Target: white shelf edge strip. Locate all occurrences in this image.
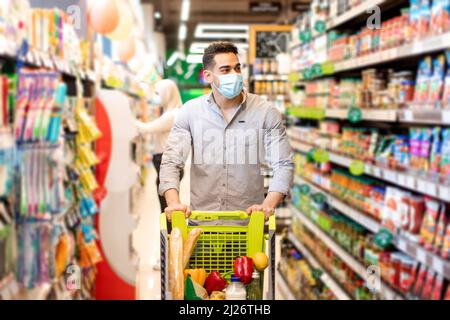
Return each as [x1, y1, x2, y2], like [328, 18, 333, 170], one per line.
[326, 0, 387, 30]
[293, 175, 450, 279]
[289, 204, 402, 300]
[289, 136, 450, 202]
[324, 108, 398, 122]
[333, 32, 450, 73]
[276, 270, 296, 300]
[287, 232, 352, 300]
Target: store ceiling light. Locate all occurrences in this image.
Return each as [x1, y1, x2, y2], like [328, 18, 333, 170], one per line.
[189, 42, 249, 54]
[178, 24, 187, 41]
[180, 0, 191, 22]
[186, 54, 203, 64]
[194, 24, 249, 39]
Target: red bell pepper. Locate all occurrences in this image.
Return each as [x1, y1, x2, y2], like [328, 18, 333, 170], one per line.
[234, 256, 253, 285]
[204, 271, 227, 294]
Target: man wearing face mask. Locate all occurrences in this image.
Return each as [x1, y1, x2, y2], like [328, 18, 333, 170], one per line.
[159, 41, 293, 220]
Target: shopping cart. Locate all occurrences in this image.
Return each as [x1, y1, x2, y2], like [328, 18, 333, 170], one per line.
[160, 211, 276, 300]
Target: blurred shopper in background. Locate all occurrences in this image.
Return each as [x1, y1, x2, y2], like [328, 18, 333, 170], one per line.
[136, 79, 184, 212]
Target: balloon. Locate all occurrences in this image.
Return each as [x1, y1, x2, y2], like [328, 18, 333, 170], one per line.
[107, 0, 133, 41]
[89, 0, 120, 35]
[117, 38, 136, 62]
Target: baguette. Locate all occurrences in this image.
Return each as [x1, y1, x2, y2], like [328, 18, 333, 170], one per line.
[169, 227, 184, 300]
[183, 228, 203, 269]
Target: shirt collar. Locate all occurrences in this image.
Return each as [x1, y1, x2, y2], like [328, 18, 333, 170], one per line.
[207, 91, 247, 109]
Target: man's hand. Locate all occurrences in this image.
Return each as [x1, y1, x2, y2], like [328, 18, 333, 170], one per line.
[163, 189, 191, 220]
[164, 203, 191, 221]
[246, 204, 275, 220]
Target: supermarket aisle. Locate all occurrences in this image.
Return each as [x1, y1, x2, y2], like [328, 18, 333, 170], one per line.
[133, 157, 191, 300]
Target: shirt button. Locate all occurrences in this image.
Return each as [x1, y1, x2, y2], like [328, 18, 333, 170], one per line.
[222, 183, 226, 187]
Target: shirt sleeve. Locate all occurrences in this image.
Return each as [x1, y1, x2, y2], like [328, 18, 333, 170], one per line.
[263, 106, 294, 196]
[158, 106, 192, 196]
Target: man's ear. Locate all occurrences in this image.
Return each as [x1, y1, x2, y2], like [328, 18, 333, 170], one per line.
[203, 69, 213, 84]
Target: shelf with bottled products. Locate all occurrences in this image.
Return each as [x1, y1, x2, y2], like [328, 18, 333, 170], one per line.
[285, 232, 352, 300]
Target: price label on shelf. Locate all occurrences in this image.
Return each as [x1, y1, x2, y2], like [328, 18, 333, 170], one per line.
[372, 166, 382, 177]
[442, 111, 450, 124]
[416, 248, 427, 264]
[426, 181, 438, 197]
[397, 239, 407, 251]
[406, 176, 416, 189]
[433, 258, 445, 275]
[384, 170, 396, 182]
[397, 174, 406, 186]
[417, 179, 428, 194]
[439, 186, 450, 200]
[403, 110, 413, 122]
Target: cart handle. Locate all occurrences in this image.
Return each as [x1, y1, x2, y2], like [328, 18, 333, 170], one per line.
[189, 211, 250, 221]
[160, 211, 276, 232]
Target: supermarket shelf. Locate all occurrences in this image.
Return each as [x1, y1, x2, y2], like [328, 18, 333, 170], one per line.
[293, 175, 450, 280]
[276, 270, 296, 300]
[0, 38, 95, 82]
[287, 232, 352, 300]
[325, 108, 397, 122]
[101, 82, 144, 100]
[332, 32, 450, 74]
[289, 204, 403, 300]
[290, 106, 450, 125]
[326, 0, 388, 30]
[294, 175, 381, 233]
[251, 74, 289, 81]
[260, 94, 289, 101]
[288, 135, 450, 202]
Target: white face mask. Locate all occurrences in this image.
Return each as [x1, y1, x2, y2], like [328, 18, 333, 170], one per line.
[211, 73, 244, 99]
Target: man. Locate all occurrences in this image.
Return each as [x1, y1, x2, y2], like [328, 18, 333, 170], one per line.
[159, 41, 293, 220]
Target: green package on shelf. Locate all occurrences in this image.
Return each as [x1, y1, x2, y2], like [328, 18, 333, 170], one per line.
[300, 29, 313, 43]
[311, 64, 323, 77]
[314, 20, 326, 34]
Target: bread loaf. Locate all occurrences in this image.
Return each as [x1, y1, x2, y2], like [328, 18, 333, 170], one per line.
[183, 228, 202, 268]
[169, 227, 184, 300]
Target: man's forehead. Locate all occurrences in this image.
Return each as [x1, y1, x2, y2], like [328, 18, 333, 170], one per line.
[214, 53, 240, 66]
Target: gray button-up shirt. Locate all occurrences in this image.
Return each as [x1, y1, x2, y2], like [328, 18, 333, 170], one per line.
[159, 92, 294, 211]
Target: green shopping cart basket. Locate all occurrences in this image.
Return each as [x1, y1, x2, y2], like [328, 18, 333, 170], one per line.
[160, 211, 276, 300]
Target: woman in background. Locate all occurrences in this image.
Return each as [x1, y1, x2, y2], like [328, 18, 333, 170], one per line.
[136, 79, 184, 213]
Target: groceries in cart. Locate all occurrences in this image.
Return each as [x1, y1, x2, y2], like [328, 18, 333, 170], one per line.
[167, 219, 270, 300]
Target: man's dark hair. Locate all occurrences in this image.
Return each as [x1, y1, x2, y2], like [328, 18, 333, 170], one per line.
[202, 41, 238, 70]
